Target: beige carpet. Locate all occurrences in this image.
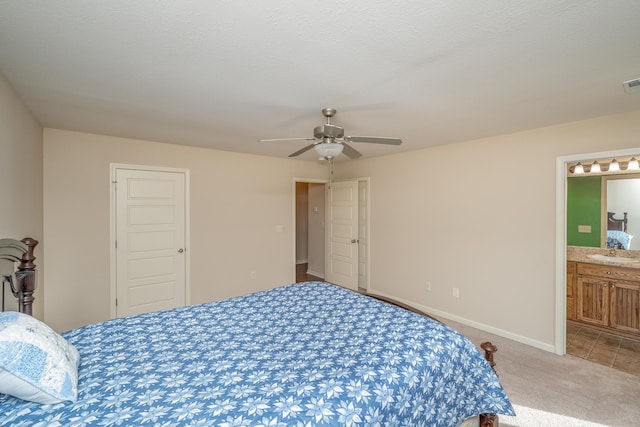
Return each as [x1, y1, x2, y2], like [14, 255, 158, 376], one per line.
[446, 320, 640, 427]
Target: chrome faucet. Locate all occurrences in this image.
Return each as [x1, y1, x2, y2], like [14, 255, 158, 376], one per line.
[608, 247, 617, 257]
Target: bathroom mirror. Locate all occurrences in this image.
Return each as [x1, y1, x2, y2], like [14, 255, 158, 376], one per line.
[603, 174, 640, 250]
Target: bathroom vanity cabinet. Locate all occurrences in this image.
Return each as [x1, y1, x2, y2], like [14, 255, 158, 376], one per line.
[569, 261, 640, 337]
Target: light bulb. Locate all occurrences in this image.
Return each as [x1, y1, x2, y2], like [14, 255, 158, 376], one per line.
[591, 161, 601, 173]
[609, 159, 620, 172]
[573, 163, 584, 174]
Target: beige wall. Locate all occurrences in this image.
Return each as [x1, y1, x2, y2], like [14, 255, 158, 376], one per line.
[43, 129, 326, 331]
[340, 110, 640, 350]
[0, 74, 43, 317]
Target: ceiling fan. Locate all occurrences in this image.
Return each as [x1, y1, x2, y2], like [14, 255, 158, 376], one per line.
[259, 107, 403, 160]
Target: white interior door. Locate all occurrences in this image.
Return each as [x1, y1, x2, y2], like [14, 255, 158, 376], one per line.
[325, 180, 359, 290]
[115, 168, 186, 317]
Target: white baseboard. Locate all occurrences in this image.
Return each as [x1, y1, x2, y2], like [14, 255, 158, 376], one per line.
[367, 288, 556, 353]
[296, 259, 308, 265]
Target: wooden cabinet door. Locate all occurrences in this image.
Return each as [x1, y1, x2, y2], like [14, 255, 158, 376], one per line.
[576, 275, 609, 326]
[610, 280, 640, 334]
[566, 262, 577, 320]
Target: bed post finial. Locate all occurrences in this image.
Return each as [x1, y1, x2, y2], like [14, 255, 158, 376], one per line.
[17, 237, 38, 316]
[480, 341, 497, 372]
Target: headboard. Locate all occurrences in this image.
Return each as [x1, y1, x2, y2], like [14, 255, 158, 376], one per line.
[0, 237, 38, 315]
[607, 211, 628, 233]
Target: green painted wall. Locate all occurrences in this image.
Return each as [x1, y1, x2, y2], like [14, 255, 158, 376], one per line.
[567, 176, 601, 247]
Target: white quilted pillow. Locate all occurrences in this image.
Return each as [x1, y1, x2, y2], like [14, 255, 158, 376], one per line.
[0, 311, 80, 404]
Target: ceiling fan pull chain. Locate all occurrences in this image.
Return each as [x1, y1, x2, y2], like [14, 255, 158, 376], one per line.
[328, 158, 334, 189]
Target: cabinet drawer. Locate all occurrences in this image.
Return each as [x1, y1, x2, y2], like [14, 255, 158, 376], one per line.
[577, 263, 640, 282]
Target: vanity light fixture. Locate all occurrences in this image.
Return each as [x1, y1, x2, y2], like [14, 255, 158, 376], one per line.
[609, 159, 620, 172]
[573, 162, 584, 174]
[569, 156, 640, 175]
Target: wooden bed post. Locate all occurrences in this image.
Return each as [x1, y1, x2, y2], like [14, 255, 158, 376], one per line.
[16, 237, 38, 316]
[479, 413, 499, 427]
[479, 342, 499, 427]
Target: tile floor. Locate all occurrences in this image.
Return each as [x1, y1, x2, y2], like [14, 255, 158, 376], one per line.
[567, 321, 640, 377]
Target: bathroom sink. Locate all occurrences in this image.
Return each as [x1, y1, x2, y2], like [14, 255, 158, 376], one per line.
[587, 254, 640, 264]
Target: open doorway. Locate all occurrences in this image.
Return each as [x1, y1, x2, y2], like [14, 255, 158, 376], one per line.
[293, 178, 370, 291]
[295, 180, 326, 282]
[557, 148, 640, 355]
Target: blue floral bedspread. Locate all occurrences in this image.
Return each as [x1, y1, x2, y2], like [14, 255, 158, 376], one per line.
[1, 282, 514, 426]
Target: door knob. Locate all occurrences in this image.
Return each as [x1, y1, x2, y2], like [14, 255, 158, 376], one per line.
[351, 239, 358, 243]
[178, 248, 184, 253]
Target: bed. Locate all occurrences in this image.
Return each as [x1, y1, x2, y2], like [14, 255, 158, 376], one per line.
[0, 238, 37, 315]
[607, 211, 632, 250]
[1, 237, 514, 426]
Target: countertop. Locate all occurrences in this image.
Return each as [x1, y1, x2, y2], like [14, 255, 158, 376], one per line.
[567, 245, 640, 269]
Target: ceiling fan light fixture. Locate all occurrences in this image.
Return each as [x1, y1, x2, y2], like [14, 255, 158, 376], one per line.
[262, 108, 401, 160]
[314, 142, 343, 158]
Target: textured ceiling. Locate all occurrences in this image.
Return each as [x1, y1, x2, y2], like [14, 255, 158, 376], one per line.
[1, 1, 640, 161]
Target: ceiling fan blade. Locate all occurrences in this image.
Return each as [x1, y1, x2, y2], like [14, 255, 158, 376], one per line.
[341, 143, 362, 159]
[288, 144, 316, 157]
[258, 137, 315, 142]
[346, 136, 403, 145]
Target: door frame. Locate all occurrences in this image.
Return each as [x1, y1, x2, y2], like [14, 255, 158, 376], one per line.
[556, 147, 640, 355]
[109, 163, 191, 319]
[292, 178, 328, 283]
[292, 176, 371, 291]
